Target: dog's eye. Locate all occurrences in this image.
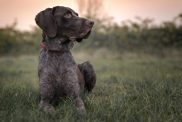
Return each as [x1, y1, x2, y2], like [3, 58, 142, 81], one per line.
[64, 13, 72, 18]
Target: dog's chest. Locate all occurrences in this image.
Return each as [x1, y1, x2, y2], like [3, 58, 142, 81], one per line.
[39, 50, 78, 81]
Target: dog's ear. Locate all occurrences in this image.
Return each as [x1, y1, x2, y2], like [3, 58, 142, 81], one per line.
[35, 8, 57, 38]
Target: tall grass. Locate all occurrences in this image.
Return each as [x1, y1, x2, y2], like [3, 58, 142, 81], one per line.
[0, 52, 182, 122]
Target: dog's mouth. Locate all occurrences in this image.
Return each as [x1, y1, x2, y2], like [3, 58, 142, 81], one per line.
[69, 28, 92, 42]
[79, 28, 91, 39]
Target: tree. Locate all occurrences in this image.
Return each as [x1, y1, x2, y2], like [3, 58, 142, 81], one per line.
[174, 13, 182, 26]
[77, 0, 103, 19]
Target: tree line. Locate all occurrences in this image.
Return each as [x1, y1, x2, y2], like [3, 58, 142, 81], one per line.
[0, 14, 182, 55]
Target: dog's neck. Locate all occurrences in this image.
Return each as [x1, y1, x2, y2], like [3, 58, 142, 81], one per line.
[41, 33, 74, 52]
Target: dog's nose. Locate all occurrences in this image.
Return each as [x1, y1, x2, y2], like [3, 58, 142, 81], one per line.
[86, 20, 94, 27]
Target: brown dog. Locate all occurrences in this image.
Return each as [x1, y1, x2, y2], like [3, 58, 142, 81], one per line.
[35, 6, 96, 115]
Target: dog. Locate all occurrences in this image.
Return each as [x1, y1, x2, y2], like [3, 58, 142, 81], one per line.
[35, 6, 96, 115]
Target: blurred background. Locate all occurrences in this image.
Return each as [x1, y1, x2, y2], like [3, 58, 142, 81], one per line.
[1, 0, 182, 121]
[0, 0, 182, 56]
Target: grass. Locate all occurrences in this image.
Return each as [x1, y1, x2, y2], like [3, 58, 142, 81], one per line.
[0, 52, 182, 122]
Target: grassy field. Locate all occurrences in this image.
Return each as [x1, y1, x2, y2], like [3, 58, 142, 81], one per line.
[0, 52, 182, 122]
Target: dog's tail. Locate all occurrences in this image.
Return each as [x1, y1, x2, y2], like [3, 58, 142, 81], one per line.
[78, 61, 96, 92]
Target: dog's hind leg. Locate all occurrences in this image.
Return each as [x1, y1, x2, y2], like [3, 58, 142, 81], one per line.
[78, 61, 96, 92]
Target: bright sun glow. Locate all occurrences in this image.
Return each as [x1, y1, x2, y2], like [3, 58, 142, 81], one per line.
[0, 0, 181, 30]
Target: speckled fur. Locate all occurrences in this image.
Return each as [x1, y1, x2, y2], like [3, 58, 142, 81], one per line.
[36, 6, 96, 115]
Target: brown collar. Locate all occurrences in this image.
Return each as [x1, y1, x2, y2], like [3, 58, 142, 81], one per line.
[40, 42, 47, 50]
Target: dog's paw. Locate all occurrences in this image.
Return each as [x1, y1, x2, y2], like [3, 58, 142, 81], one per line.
[39, 102, 56, 115]
[76, 106, 87, 116]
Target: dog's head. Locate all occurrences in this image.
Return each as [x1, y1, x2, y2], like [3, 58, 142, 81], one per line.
[35, 6, 94, 43]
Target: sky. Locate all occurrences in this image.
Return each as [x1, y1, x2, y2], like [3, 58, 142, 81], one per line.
[0, 0, 182, 30]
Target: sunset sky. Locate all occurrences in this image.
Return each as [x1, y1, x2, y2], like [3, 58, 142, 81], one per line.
[0, 0, 182, 30]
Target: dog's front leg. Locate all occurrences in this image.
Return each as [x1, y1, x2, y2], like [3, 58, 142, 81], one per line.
[39, 100, 55, 114]
[39, 81, 56, 114]
[73, 96, 86, 115]
[67, 82, 86, 115]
